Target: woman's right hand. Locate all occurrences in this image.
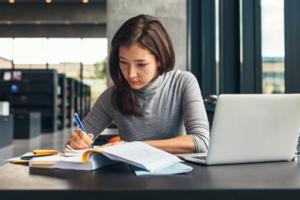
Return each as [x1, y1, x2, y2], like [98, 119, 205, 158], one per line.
[67, 128, 94, 150]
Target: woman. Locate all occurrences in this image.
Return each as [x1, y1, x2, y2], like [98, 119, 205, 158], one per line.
[67, 14, 209, 154]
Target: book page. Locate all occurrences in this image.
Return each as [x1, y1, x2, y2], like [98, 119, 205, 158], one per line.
[29, 155, 67, 167]
[102, 141, 181, 172]
[63, 148, 87, 157]
[132, 162, 193, 176]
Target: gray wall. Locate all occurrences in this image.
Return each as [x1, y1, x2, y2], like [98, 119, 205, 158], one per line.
[106, 0, 187, 72]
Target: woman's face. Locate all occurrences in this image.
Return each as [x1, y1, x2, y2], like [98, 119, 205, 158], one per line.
[119, 42, 160, 90]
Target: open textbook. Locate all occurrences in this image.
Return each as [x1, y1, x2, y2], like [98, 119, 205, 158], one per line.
[28, 142, 193, 175]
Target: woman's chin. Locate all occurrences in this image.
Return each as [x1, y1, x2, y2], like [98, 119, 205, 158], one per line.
[130, 84, 144, 90]
[131, 86, 143, 90]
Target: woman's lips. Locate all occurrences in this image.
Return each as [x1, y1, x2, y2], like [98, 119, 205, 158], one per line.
[130, 81, 140, 85]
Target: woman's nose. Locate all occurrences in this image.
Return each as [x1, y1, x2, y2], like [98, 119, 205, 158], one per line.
[128, 66, 138, 79]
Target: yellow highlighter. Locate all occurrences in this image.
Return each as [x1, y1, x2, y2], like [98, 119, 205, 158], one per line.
[10, 150, 59, 165]
[33, 149, 59, 156]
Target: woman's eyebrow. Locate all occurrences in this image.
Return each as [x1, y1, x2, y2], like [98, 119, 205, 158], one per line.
[119, 56, 127, 60]
[119, 57, 148, 62]
[134, 59, 148, 62]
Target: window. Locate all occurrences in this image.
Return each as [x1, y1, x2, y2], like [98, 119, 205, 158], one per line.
[215, 0, 220, 95]
[261, 0, 285, 94]
[0, 38, 13, 69]
[0, 37, 108, 105]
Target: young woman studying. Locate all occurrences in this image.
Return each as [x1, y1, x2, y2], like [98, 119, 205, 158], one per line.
[67, 14, 209, 154]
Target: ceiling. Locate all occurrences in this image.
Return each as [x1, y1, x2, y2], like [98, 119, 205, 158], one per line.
[0, 0, 107, 37]
[1, 0, 106, 3]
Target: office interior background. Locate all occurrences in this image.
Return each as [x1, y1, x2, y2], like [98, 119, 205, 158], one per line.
[0, 0, 300, 164]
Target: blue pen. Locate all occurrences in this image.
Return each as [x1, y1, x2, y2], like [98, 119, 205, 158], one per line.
[70, 113, 93, 150]
[74, 113, 87, 133]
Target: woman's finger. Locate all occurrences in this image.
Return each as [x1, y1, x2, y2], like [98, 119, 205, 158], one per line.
[70, 139, 84, 149]
[78, 132, 93, 147]
[71, 131, 90, 149]
[88, 133, 94, 140]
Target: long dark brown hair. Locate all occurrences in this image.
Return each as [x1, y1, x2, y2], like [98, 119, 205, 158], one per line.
[109, 14, 175, 116]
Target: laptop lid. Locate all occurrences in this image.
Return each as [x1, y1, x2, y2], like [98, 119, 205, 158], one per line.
[205, 94, 300, 165]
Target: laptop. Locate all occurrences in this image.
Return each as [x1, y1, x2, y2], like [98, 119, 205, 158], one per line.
[178, 94, 300, 165]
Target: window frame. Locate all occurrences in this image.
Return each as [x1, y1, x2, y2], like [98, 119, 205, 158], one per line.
[285, 0, 300, 93]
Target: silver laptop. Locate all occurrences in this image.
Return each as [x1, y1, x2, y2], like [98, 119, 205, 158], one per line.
[179, 94, 300, 165]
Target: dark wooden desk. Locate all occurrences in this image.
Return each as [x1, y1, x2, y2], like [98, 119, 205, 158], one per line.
[1, 161, 300, 200]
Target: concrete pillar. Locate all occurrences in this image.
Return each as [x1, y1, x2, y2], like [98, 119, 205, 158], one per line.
[106, 0, 187, 72]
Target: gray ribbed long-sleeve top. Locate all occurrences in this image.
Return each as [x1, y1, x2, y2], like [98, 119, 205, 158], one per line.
[83, 70, 210, 153]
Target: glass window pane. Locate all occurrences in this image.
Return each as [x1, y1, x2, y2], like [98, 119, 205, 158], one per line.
[215, 0, 220, 95]
[82, 38, 107, 64]
[48, 38, 82, 64]
[261, 0, 285, 94]
[82, 38, 108, 106]
[0, 38, 13, 59]
[0, 38, 13, 69]
[14, 38, 47, 65]
[0, 37, 108, 107]
[48, 63, 81, 79]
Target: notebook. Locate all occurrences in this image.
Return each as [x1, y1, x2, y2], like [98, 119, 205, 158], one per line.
[29, 153, 114, 170]
[29, 142, 191, 174]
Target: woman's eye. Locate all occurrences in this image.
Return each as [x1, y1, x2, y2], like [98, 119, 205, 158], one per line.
[138, 63, 147, 67]
[119, 61, 128, 65]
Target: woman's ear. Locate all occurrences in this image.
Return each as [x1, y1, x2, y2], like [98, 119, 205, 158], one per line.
[157, 61, 162, 74]
[157, 61, 161, 68]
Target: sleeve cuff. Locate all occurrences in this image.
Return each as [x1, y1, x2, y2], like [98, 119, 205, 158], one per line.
[190, 135, 209, 153]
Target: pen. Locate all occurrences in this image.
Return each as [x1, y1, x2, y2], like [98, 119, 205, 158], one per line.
[68, 113, 93, 150]
[73, 113, 87, 132]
